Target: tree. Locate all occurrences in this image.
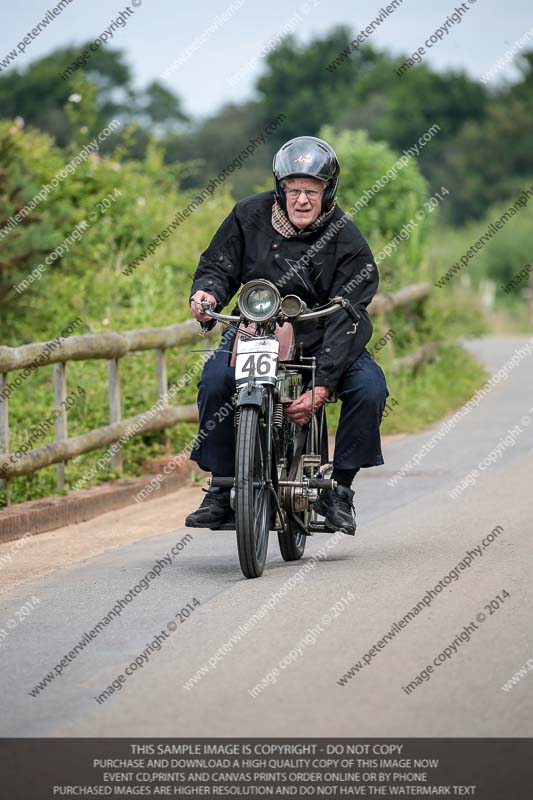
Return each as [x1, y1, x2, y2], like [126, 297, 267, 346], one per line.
[364, 64, 488, 155]
[255, 27, 386, 144]
[0, 46, 187, 147]
[431, 50, 533, 224]
[138, 81, 189, 134]
[163, 100, 269, 197]
[0, 45, 131, 144]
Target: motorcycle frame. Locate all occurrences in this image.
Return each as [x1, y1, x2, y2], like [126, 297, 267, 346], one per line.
[212, 320, 329, 534]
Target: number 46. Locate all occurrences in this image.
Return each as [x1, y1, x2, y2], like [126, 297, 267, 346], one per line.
[241, 353, 272, 375]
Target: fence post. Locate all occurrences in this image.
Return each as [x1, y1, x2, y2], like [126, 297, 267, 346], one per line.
[529, 271, 533, 325]
[53, 363, 68, 491]
[156, 348, 169, 453]
[108, 358, 122, 473]
[0, 374, 10, 505]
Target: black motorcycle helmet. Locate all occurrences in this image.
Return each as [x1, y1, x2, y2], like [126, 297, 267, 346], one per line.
[273, 136, 340, 214]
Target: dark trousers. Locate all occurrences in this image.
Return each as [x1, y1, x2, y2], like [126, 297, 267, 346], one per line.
[190, 338, 389, 475]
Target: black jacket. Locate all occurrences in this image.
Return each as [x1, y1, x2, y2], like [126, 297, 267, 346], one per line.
[190, 190, 379, 393]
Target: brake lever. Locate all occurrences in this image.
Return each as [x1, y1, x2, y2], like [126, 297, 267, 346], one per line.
[340, 299, 361, 325]
[197, 300, 217, 335]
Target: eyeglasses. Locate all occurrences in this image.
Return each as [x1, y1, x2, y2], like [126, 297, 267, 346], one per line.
[284, 188, 323, 200]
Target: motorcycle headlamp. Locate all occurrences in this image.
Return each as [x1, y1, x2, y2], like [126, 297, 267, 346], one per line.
[281, 294, 307, 318]
[238, 280, 281, 322]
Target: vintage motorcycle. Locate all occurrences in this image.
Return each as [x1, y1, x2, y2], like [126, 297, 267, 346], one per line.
[198, 279, 360, 579]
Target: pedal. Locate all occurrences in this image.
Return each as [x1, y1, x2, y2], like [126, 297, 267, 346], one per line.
[308, 521, 329, 533]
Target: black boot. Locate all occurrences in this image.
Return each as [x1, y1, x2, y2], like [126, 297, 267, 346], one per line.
[185, 486, 233, 529]
[313, 485, 356, 535]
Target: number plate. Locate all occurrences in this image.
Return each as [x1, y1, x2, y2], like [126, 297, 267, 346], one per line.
[235, 338, 279, 386]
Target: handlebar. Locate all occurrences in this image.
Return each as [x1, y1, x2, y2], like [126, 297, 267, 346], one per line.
[198, 296, 360, 325]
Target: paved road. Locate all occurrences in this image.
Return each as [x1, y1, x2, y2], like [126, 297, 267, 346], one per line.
[1, 336, 532, 737]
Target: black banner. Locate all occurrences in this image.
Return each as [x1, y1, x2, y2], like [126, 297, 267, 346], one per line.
[1, 738, 531, 799]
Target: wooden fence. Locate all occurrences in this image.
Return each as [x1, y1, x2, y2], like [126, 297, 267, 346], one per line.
[0, 283, 434, 504]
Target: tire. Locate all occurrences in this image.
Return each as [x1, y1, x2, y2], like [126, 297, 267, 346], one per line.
[235, 404, 271, 578]
[278, 513, 307, 561]
[277, 421, 309, 563]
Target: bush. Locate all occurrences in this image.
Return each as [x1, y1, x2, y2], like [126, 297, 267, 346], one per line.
[430, 200, 533, 295]
[0, 120, 234, 506]
[319, 126, 431, 289]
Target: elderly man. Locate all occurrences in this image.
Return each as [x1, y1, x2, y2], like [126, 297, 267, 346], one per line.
[186, 135, 388, 534]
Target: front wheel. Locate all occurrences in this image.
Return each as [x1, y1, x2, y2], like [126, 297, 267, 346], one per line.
[235, 404, 271, 578]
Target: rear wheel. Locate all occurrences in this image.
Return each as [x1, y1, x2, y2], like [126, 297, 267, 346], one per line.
[278, 512, 307, 561]
[235, 405, 270, 578]
[277, 421, 309, 562]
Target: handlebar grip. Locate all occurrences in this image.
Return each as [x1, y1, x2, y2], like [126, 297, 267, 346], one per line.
[194, 298, 217, 331]
[343, 301, 361, 325]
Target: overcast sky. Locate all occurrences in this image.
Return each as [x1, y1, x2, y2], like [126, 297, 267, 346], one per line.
[2, 0, 532, 117]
